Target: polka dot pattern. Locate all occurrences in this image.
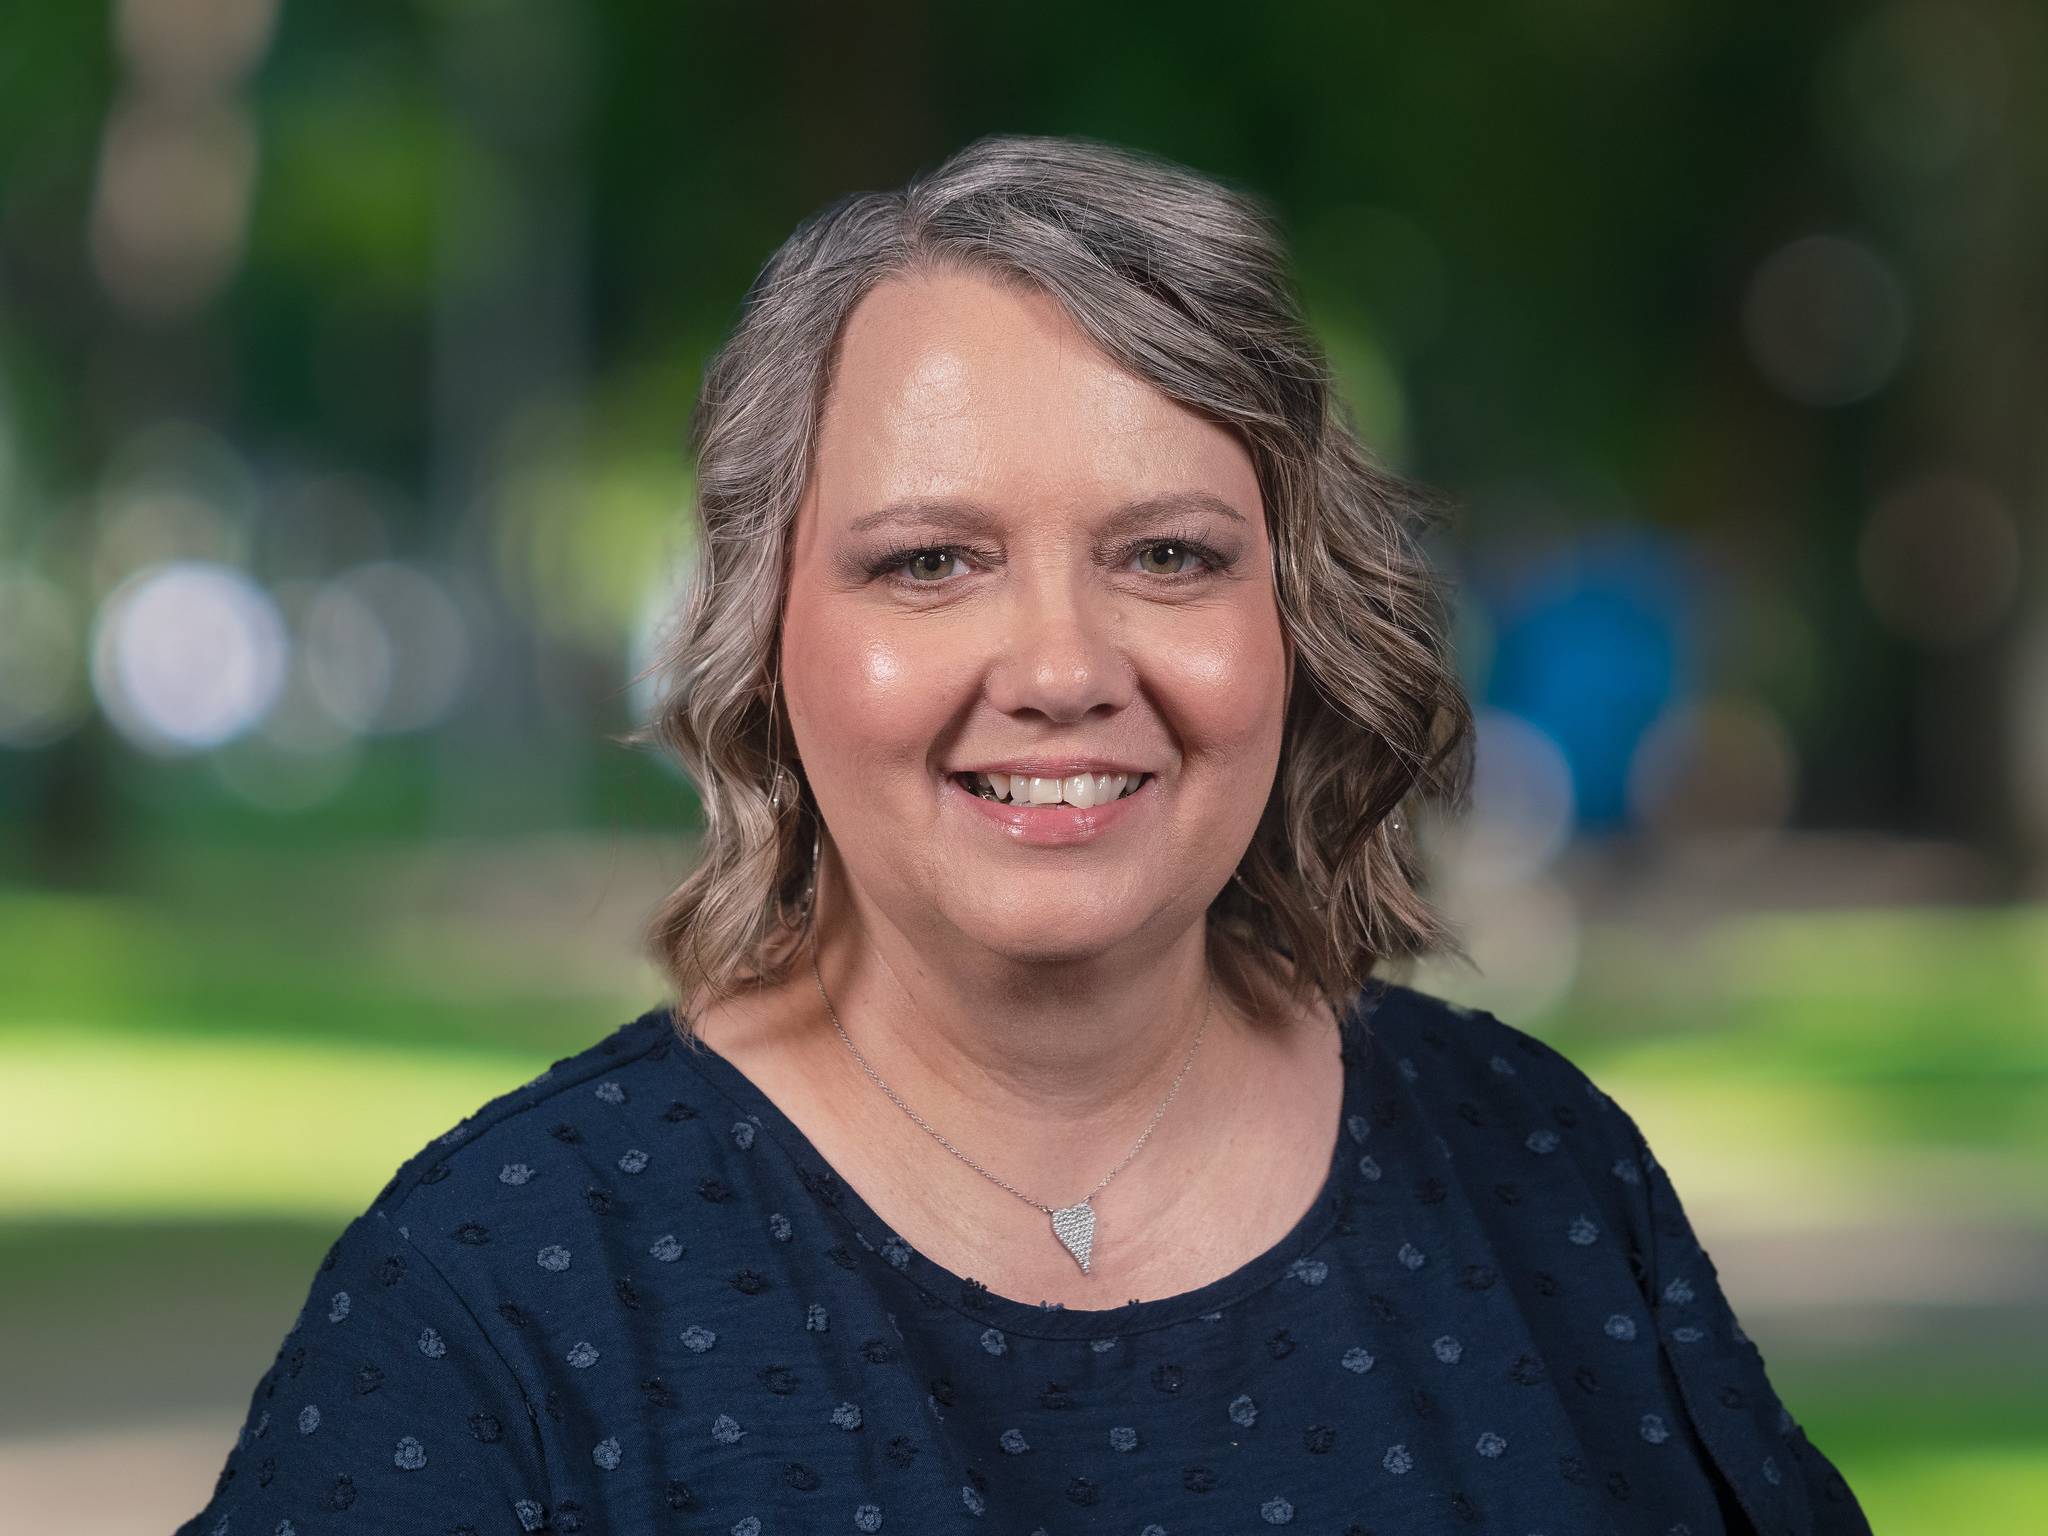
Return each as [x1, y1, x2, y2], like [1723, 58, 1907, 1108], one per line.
[177, 981, 1873, 1534]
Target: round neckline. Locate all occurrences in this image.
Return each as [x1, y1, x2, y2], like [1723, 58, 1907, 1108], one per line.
[660, 981, 1383, 1341]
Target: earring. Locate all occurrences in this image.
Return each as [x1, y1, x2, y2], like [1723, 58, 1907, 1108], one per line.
[802, 823, 822, 922]
[765, 666, 794, 811]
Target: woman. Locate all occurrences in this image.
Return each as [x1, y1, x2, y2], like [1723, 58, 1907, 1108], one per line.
[182, 134, 1871, 1535]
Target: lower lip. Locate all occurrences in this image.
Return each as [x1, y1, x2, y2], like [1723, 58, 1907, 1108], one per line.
[944, 774, 1152, 846]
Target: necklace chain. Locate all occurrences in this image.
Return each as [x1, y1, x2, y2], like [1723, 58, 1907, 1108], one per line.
[805, 924, 1212, 1217]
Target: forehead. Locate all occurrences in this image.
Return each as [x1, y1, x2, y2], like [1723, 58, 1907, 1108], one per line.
[808, 267, 1261, 524]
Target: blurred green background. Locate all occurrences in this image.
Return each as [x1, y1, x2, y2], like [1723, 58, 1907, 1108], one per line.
[2, 1, 2044, 1530]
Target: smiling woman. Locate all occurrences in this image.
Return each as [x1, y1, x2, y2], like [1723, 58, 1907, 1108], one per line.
[179, 134, 1872, 1536]
[646, 152, 1472, 1035]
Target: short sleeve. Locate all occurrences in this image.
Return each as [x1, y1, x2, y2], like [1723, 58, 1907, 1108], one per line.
[1617, 1104, 1876, 1536]
[175, 1205, 553, 1535]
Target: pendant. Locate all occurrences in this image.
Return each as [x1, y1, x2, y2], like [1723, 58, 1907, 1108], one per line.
[1050, 1199, 1096, 1273]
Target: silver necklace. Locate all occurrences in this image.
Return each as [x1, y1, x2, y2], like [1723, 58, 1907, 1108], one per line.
[805, 925, 1212, 1275]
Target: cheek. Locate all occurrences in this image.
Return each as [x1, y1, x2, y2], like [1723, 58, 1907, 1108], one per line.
[783, 609, 961, 778]
[1156, 609, 1289, 766]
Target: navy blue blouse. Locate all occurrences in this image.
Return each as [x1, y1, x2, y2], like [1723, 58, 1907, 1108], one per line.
[180, 979, 1872, 1535]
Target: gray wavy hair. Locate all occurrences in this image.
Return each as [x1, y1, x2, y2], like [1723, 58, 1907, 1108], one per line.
[626, 132, 1475, 1034]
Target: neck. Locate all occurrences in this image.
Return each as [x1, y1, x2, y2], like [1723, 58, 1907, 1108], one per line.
[802, 872, 1258, 1213]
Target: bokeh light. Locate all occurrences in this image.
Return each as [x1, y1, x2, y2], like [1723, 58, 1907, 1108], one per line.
[89, 560, 288, 753]
[253, 581, 358, 756]
[90, 93, 259, 321]
[1818, 0, 2009, 189]
[1742, 234, 1910, 406]
[89, 0, 278, 323]
[114, 0, 278, 92]
[299, 576, 393, 733]
[1442, 707, 1577, 888]
[1629, 693, 1799, 854]
[302, 561, 469, 735]
[1857, 475, 2020, 651]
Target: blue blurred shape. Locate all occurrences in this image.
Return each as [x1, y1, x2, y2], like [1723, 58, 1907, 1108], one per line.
[1482, 532, 1693, 830]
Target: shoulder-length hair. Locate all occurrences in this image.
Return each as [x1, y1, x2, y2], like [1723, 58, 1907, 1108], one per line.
[628, 132, 1475, 1035]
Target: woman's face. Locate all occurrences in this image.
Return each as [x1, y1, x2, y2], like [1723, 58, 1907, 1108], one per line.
[781, 266, 1289, 965]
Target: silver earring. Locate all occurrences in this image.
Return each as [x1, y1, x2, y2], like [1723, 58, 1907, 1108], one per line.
[803, 824, 821, 920]
[765, 666, 795, 811]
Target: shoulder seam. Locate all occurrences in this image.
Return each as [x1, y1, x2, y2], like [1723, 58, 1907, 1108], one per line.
[378, 1007, 677, 1223]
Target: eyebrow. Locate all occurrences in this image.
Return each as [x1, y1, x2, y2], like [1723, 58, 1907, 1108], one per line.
[845, 490, 1250, 538]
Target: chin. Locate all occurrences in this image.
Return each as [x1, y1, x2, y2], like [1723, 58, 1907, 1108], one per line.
[948, 907, 1135, 966]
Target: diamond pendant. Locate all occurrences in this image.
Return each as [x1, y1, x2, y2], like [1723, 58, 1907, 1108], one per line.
[1049, 1199, 1096, 1273]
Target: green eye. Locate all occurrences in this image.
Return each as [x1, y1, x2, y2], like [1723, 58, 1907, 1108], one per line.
[1137, 542, 1200, 575]
[905, 550, 957, 581]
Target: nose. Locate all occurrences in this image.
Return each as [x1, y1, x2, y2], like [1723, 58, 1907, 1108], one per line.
[983, 570, 1132, 724]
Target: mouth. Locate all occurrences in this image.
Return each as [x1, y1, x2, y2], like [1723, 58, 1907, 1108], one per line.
[950, 770, 1152, 808]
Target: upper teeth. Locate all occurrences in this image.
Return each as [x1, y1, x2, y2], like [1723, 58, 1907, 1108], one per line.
[966, 771, 1142, 807]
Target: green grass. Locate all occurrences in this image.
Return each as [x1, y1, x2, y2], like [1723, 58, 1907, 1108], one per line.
[0, 1021, 553, 1220]
[1775, 1359, 2048, 1533]
[0, 876, 658, 1055]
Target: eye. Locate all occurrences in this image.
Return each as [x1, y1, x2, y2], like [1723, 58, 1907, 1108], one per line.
[877, 547, 967, 584]
[906, 549, 958, 582]
[1134, 542, 1195, 576]
[1129, 540, 1217, 578]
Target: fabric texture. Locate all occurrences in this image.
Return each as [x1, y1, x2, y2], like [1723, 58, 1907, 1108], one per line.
[179, 979, 1874, 1535]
